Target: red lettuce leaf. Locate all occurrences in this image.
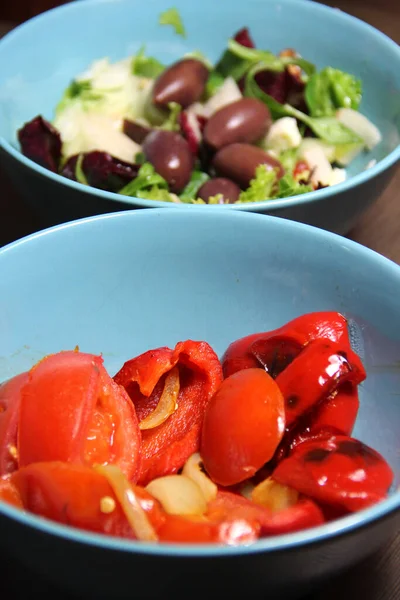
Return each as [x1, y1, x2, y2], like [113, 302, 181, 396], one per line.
[61, 151, 139, 192]
[233, 27, 255, 49]
[18, 115, 62, 173]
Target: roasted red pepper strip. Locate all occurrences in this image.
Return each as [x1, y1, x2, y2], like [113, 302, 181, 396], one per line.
[276, 338, 366, 428]
[207, 490, 324, 536]
[114, 341, 223, 485]
[0, 372, 29, 475]
[307, 383, 360, 438]
[222, 311, 351, 378]
[272, 435, 394, 512]
[11, 462, 165, 537]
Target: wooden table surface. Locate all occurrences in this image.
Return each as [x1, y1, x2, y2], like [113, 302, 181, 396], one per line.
[0, 1, 399, 599]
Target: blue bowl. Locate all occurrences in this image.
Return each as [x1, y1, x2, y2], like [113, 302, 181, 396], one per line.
[0, 0, 399, 234]
[0, 208, 399, 599]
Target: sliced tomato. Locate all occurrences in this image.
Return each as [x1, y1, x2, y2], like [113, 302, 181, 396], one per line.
[200, 369, 285, 486]
[0, 372, 29, 475]
[157, 513, 260, 545]
[11, 462, 165, 537]
[18, 351, 141, 480]
[0, 475, 24, 508]
[207, 490, 323, 536]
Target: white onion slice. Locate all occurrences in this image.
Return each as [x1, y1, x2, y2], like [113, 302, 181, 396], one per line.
[139, 367, 180, 430]
[95, 464, 157, 541]
[146, 475, 207, 516]
[336, 108, 382, 150]
[251, 477, 298, 512]
[182, 453, 217, 502]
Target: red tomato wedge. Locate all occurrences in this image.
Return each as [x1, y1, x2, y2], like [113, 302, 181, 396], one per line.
[157, 513, 260, 545]
[201, 368, 285, 486]
[0, 372, 29, 475]
[12, 462, 165, 537]
[0, 476, 24, 508]
[114, 341, 223, 485]
[18, 351, 141, 480]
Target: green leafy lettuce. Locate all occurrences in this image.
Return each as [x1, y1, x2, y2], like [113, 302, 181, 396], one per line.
[160, 102, 182, 132]
[305, 67, 362, 118]
[158, 7, 186, 37]
[276, 174, 312, 198]
[245, 64, 363, 146]
[238, 165, 278, 203]
[179, 171, 210, 202]
[132, 46, 165, 79]
[136, 187, 175, 202]
[75, 154, 88, 185]
[119, 162, 168, 196]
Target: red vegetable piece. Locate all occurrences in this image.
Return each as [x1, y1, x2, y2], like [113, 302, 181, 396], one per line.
[12, 462, 165, 537]
[0, 372, 28, 475]
[207, 490, 323, 536]
[0, 476, 23, 509]
[157, 512, 260, 545]
[179, 110, 203, 155]
[309, 383, 360, 438]
[114, 341, 223, 485]
[18, 115, 62, 172]
[273, 435, 394, 512]
[18, 351, 141, 481]
[233, 27, 256, 48]
[200, 368, 285, 486]
[222, 311, 351, 378]
[275, 338, 366, 428]
[61, 151, 139, 192]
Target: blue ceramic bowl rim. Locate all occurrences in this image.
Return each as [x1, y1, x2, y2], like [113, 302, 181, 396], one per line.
[0, 0, 399, 213]
[0, 208, 399, 557]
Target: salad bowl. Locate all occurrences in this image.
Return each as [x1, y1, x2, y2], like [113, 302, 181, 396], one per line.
[0, 208, 399, 599]
[0, 0, 399, 233]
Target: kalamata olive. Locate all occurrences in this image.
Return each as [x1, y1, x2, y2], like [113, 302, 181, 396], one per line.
[212, 143, 284, 188]
[197, 178, 241, 204]
[153, 59, 209, 109]
[142, 130, 194, 193]
[204, 98, 272, 150]
[123, 119, 153, 144]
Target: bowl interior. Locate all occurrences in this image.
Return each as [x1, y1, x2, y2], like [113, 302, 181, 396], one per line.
[0, 208, 400, 507]
[0, 0, 399, 186]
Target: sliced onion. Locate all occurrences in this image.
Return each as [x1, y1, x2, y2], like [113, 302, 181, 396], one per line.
[146, 475, 207, 516]
[95, 464, 158, 541]
[251, 477, 298, 512]
[182, 453, 217, 503]
[139, 367, 180, 430]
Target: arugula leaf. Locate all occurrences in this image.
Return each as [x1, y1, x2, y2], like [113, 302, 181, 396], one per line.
[75, 153, 88, 185]
[159, 7, 186, 38]
[238, 165, 278, 203]
[245, 65, 363, 145]
[160, 102, 182, 132]
[135, 151, 146, 165]
[179, 171, 210, 202]
[119, 163, 168, 196]
[305, 67, 362, 117]
[184, 50, 213, 70]
[132, 46, 165, 79]
[276, 174, 312, 198]
[56, 79, 102, 114]
[227, 40, 285, 72]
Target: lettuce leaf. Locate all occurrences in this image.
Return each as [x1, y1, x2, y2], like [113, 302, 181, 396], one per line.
[276, 174, 312, 197]
[305, 67, 362, 118]
[137, 187, 176, 202]
[238, 165, 277, 203]
[158, 7, 186, 37]
[179, 171, 210, 202]
[119, 162, 168, 196]
[132, 46, 165, 79]
[245, 64, 363, 146]
[160, 102, 182, 132]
